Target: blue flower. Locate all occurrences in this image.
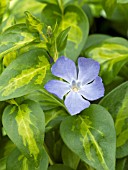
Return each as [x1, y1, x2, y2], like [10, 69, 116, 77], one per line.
[44, 56, 104, 115]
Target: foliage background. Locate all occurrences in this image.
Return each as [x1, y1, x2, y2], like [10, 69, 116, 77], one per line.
[0, 0, 128, 170]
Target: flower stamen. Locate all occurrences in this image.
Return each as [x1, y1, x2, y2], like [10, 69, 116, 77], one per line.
[72, 86, 79, 92]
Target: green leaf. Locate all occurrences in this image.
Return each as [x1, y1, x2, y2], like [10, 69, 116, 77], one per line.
[0, 137, 15, 158]
[2, 100, 45, 166]
[37, 0, 58, 5]
[0, 137, 15, 170]
[82, 34, 111, 53]
[41, 4, 89, 61]
[85, 37, 128, 85]
[62, 144, 80, 170]
[102, 0, 117, 17]
[48, 164, 74, 170]
[0, 48, 50, 101]
[58, 4, 89, 61]
[45, 127, 63, 162]
[105, 76, 125, 95]
[0, 0, 9, 23]
[37, 0, 75, 6]
[117, 0, 128, 3]
[60, 104, 116, 170]
[25, 89, 65, 110]
[7, 148, 35, 170]
[0, 24, 38, 60]
[3, 50, 17, 67]
[116, 157, 127, 170]
[77, 161, 95, 170]
[7, 147, 49, 170]
[25, 11, 44, 33]
[41, 5, 61, 26]
[0, 158, 6, 170]
[56, 27, 70, 52]
[0, 15, 15, 33]
[9, 0, 45, 24]
[100, 81, 128, 158]
[45, 107, 68, 132]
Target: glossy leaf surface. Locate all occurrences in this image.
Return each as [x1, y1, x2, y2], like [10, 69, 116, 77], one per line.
[60, 104, 116, 170]
[85, 37, 128, 84]
[7, 147, 48, 170]
[2, 100, 45, 166]
[0, 24, 38, 59]
[100, 81, 128, 158]
[0, 49, 50, 101]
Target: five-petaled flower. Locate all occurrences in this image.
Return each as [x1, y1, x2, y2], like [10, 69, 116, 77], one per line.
[44, 56, 104, 115]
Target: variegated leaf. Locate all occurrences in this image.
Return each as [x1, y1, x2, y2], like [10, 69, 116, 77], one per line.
[85, 37, 128, 84]
[25, 11, 44, 34]
[0, 137, 15, 170]
[60, 104, 116, 170]
[2, 100, 45, 166]
[0, 24, 38, 60]
[7, 147, 48, 170]
[0, 48, 50, 101]
[100, 81, 128, 158]
[0, 0, 9, 23]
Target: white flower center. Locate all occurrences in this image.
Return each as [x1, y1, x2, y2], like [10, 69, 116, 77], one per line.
[72, 86, 79, 92]
[71, 80, 81, 92]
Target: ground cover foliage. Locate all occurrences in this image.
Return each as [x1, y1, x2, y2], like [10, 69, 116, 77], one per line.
[0, 0, 128, 169]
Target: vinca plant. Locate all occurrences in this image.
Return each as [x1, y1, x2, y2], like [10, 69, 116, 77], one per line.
[0, 0, 128, 170]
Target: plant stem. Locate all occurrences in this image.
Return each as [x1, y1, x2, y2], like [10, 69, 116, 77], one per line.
[39, 31, 48, 42]
[43, 142, 55, 165]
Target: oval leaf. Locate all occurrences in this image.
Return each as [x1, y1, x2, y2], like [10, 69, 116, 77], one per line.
[100, 81, 128, 158]
[7, 147, 48, 170]
[85, 37, 128, 84]
[0, 48, 50, 101]
[2, 100, 45, 166]
[60, 104, 116, 170]
[0, 24, 38, 59]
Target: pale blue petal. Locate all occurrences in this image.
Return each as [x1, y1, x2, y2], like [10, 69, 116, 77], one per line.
[78, 57, 100, 85]
[51, 56, 77, 83]
[79, 76, 104, 101]
[44, 80, 70, 99]
[64, 91, 90, 115]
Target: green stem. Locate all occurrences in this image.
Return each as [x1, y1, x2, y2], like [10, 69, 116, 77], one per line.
[43, 143, 55, 165]
[53, 40, 58, 62]
[39, 31, 48, 42]
[58, 0, 64, 15]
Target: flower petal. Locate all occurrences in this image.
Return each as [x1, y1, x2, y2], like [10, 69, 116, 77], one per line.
[51, 56, 77, 83]
[79, 76, 104, 101]
[64, 91, 90, 115]
[44, 80, 70, 99]
[78, 57, 100, 85]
